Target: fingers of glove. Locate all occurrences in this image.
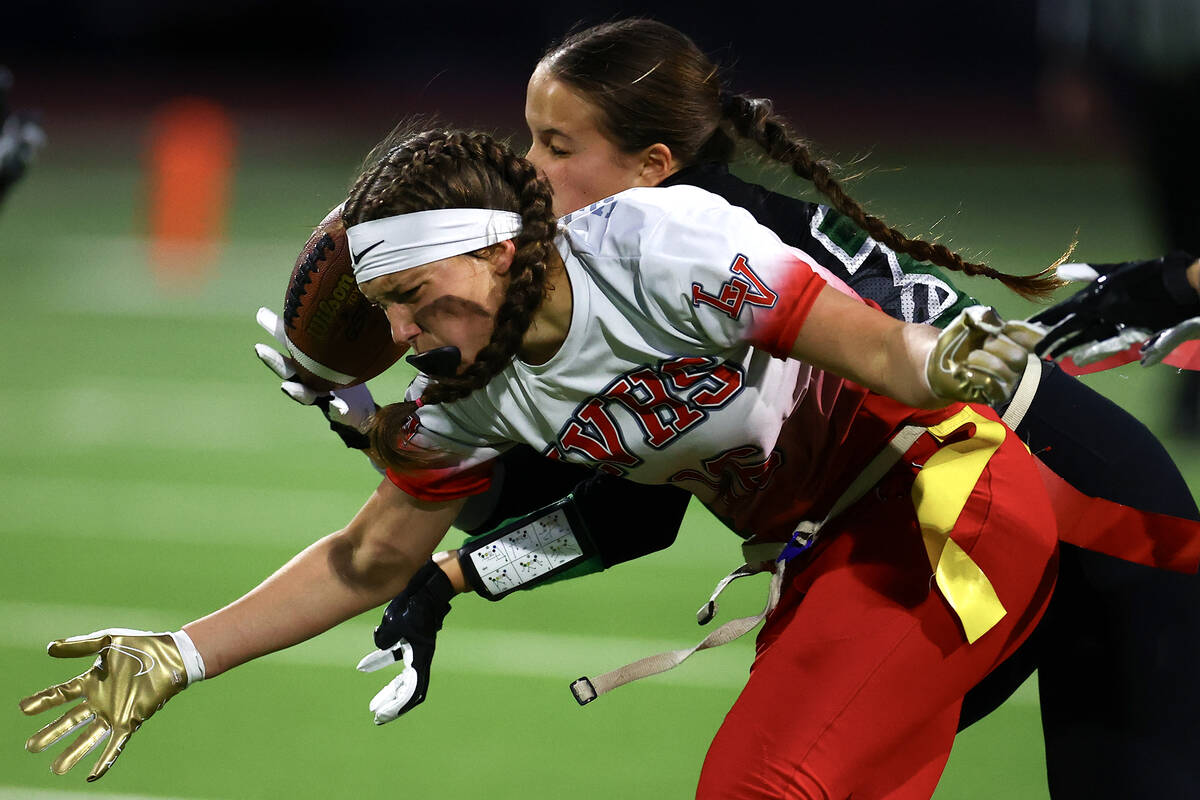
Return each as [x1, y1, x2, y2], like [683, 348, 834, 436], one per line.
[1063, 327, 1150, 367]
[256, 306, 289, 348]
[87, 728, 133, 782]
[20, 674, 87, 716]
[954, 368, 1009, 406]
[45, 631, 115, 659]
[51, 719, 111, 776]
[281, 380, 325, 406]
[1039, 321, 1120, 361]
[963, 305, 1004, 336]
[1028, 297, 1084, 327]
[26, 703, 95, 752]
[328, 383, 375, 430]
[999, 320, 1047, 352]
[980, 334, 1033, 373]
[356, 648, 401, 673]
[1031, 314, 1091, 356]
[255, 343, 299, 381]
[962, 351, 1020, 405]
[369, 669, 420, 725]
[1142, 318, 1200, 367]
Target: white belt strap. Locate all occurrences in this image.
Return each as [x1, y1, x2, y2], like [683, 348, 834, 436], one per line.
[570, 424, 927, 706]
[1001, 354, 1042, 430]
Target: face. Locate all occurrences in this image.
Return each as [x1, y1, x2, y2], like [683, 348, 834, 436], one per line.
[359, 249, 510, 372]
[524, 64, 652, 217]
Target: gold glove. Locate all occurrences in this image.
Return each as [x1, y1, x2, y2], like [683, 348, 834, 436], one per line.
[19, 628, 205, 781]
[927, 306, 1045, 406]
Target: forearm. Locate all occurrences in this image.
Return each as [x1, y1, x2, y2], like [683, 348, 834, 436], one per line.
[184, 530, 424, 678]
[185, 479, 462, 678]
[792, 285, 944, 409]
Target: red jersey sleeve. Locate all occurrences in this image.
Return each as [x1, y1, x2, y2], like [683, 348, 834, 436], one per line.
[385, 460, 496, 503]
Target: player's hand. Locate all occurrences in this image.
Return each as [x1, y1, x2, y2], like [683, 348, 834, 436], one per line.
[356, 560, 454, 724]
[254, 306, 377, 449]
[20, 628, 205, 781]
[927, 306, 1044, 406]
[1030, 252, 1200, 367]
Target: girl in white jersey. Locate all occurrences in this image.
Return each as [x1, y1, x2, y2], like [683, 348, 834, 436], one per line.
[360, 24, 1200, 799]
[21, 127, 1049, 798]
[347, 129, 1055, 800]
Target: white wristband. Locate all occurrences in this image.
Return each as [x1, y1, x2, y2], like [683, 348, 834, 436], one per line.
[169, 630, 207, 684]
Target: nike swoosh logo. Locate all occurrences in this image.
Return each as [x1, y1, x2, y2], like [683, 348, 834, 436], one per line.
[104, 643, 157, 676]
[352, 240, 385, 263]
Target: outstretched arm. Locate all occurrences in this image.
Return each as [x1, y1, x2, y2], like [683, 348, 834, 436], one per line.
[21, 477, 463, 779]
[791, 284, 1041, 409]
[186, 478, 463, 677]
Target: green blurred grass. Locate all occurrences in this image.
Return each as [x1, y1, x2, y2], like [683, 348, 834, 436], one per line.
[2, 135, 1197, 799]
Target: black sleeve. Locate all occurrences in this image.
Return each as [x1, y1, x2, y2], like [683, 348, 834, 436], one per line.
[455, 445, 688, 568]
[661, 163, 976, 326]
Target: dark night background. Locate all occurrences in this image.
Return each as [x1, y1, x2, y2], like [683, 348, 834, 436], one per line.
[4, 2, 1066, 153]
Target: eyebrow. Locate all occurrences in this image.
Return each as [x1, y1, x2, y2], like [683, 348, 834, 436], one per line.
[538, 126, 574, 141]
[381, 283, 419, 301]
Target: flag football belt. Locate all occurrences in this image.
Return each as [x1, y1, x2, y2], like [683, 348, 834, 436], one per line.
[458, 495, 598, 601]
[570, 355, 1043, 706]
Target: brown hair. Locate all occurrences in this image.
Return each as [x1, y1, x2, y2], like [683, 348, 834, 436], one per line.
[342, 128, 557, 471]
[540, 18, 1062, 300]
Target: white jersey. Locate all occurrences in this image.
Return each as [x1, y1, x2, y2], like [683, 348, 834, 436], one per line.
[391, 185, 948, 540]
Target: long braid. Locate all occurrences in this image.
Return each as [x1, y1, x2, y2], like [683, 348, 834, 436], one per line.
[720, 94, 1066, 300]
[342, 129, 557, 471]
[419, 136, 556, 405]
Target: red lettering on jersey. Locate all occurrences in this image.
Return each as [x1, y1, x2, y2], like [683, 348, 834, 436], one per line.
[690, 254, 779, 320]
[669, 445, 783, 505]
[556, 398, 642, 470]
[607, 367, 705, 448]
[661, 356, 745, 409]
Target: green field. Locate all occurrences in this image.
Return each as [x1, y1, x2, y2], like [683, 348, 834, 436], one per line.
[2, 123, 1197, 799]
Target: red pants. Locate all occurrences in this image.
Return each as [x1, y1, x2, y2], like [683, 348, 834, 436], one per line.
[696, 425, 1059, 799]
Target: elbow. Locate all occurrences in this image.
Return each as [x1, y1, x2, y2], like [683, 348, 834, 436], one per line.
[325, 527, 421, 595]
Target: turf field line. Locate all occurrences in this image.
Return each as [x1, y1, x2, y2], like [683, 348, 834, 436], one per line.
[0, 473, 365, 546]
[0, 379, 317, 452]
[17, 235, 291, 318]
[2, 599, 752, 689]
[0, 788, 203, 800]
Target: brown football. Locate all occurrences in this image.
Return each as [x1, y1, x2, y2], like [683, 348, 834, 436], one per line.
[280, 205, 407, 391]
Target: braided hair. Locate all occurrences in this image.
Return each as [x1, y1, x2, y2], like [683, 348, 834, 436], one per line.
[541, 18, 1063, 300]
[342, 128, 558, 471]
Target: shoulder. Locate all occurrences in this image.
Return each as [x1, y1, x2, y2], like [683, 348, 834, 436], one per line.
[560, 185, 774, 268]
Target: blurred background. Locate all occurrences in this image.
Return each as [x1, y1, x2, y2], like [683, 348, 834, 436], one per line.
[2, 1, 1198, 798]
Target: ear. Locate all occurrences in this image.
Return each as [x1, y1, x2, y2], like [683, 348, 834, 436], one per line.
[478, 239, 517, 275]
[636, 143, 677, 187]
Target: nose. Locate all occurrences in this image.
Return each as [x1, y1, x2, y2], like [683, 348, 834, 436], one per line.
[385, 304, 421, 345]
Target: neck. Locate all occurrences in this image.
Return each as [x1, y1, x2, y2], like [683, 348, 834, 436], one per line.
[518, 247, 572, 365]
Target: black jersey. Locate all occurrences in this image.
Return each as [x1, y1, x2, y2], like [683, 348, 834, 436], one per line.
[662, 162, 977, 328]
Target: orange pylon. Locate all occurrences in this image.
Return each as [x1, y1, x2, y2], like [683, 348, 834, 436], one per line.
[146, 98, 235, 287]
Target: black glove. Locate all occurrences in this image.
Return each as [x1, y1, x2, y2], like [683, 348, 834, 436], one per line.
[1031, 252, 1199, 364]
[355, 560, 454, 724]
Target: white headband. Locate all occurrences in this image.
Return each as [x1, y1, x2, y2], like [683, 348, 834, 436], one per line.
[346, 208, 524, 284]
